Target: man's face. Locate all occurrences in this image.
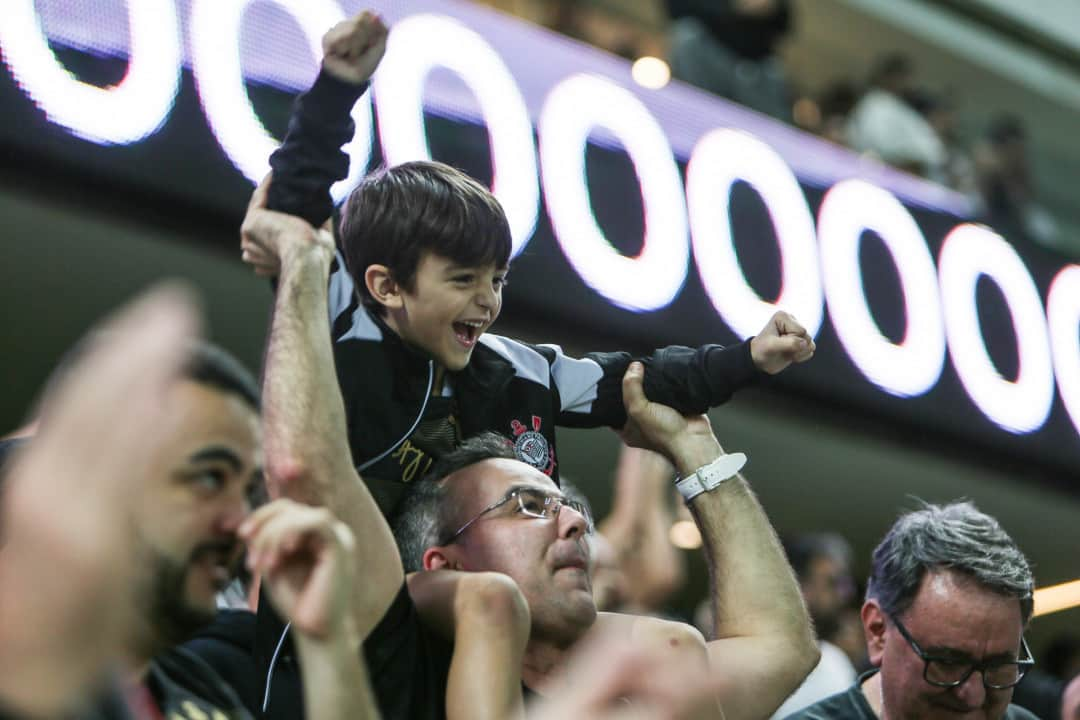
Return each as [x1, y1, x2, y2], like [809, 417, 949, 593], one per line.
[867, 570, 1025, 720]
[384, 253, 506, 371]
[435, 459, 596, 643]
[133, 380, 262, 649]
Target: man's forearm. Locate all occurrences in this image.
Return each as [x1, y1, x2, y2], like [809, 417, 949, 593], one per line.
[265, 248, 404, 634]
[675, 444, 817, 720]
[265, 248, 352, 494]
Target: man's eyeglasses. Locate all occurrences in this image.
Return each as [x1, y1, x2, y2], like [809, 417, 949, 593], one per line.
[890, 613, 1034, 690]
[443, 488, 594, 545]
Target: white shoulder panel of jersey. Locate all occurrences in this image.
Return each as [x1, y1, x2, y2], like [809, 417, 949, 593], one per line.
[538, 343, 602, 413]
[338, 306, 382, 342]
[328, 251, 355, 323]
[329, 252, 383, 343]
[478, 334, 551, 389]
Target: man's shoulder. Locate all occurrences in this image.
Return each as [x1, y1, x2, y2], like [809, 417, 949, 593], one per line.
[783, 682, 873, 720]
[593, 612, 707, 650]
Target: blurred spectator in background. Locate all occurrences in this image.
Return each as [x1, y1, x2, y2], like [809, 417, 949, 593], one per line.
[1008, 632, 1080, 719]
[975, 113, 1061, 250]
[910, 90, 979, 198]
[666, 0, 794, 121]
[831, 604, 872, 674]
[772, 533, 858, 718]
[1063, 674, 1080, 720]
[1045, 635, 1080, 685]
[817, 81, 859, 147]
[597, 446, 686, 613]
[847, 53, 946, 179]
[564, 446, 686, 615]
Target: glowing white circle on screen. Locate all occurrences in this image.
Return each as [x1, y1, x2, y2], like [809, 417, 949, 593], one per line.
[191, 0, 373, 200]
[372, 14, 539, 257]
[538, 73, 688, 312]
[1047, 265, 1080, 437]
[686, 128, 822, 339]
[817, 179, 945, 397]
[938, 224, 1054, 434]
[0, 0, 180, 145]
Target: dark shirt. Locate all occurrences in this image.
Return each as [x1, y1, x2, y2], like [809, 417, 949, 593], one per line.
[364, 583, 454, 720]
[144, 648, 253, 720]
[223, 583, 454, 720]
[183, 609, 262, 716]
[785, 670, 1041, 720]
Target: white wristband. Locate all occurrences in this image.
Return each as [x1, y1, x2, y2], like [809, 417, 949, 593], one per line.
[675, 452, 747, 502]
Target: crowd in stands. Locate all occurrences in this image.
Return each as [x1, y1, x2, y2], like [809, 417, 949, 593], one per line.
[0, 8, 1074, 720]
[482, 0, 1063, 253]
[660, 3, 1062, 251]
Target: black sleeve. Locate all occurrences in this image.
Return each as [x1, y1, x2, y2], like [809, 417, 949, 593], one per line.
[580, 340, 762, 429]
[363, 584, 452, 720]
[266, 69, 369, 226]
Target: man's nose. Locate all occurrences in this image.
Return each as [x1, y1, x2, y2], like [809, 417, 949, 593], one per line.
[951, 669, 988, 710]
[218, 491, 251, 534]
[558, 503, 590, 539]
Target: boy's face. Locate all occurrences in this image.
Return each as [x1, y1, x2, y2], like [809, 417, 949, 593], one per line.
[386, 253, 507, 370]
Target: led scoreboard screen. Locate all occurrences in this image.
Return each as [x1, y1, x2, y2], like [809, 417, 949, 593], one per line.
[4, 0, 1080, 479]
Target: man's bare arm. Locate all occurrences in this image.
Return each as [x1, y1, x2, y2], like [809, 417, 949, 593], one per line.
[250, 195, 403, 637]
[408, 571, 530, 720]
[620, 362, 818, 720]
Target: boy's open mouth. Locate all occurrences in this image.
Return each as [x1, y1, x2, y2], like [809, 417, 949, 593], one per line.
[453, 320, 483, 347]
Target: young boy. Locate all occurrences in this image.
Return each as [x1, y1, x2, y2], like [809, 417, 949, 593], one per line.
[242, 13, 815, 520]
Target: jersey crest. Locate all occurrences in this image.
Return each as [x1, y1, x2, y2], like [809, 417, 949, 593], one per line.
[510, 415, 555, 476]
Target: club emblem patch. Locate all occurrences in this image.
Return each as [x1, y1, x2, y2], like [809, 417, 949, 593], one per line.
[510, 416, 555, 475]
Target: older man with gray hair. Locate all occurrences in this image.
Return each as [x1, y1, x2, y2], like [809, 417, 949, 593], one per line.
[788, 500, 1038, 720]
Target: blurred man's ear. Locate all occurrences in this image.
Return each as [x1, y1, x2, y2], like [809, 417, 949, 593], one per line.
[862, 600, 887, 667]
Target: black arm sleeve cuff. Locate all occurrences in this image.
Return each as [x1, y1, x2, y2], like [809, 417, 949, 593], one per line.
[588, 340, 762, 428]
[266, 69, 369, 226]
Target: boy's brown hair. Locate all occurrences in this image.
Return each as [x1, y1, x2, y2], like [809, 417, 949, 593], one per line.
[340, 161, 512, 313]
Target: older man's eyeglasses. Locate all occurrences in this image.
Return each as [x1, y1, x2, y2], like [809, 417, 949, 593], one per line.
[890, 613, 1034, 690]
[443, 488, 594, 545]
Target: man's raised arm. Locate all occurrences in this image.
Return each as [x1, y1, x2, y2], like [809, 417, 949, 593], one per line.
[248, 185, 402, 637]
[619, 362, 819, 720]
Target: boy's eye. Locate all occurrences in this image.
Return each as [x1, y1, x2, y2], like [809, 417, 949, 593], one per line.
[494, 275, 508, 289]
[451, 274, 474, 285]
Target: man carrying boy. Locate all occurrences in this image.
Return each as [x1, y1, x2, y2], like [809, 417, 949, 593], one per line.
[241, 196, 818, 720]
[241, 12, 817, 518]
